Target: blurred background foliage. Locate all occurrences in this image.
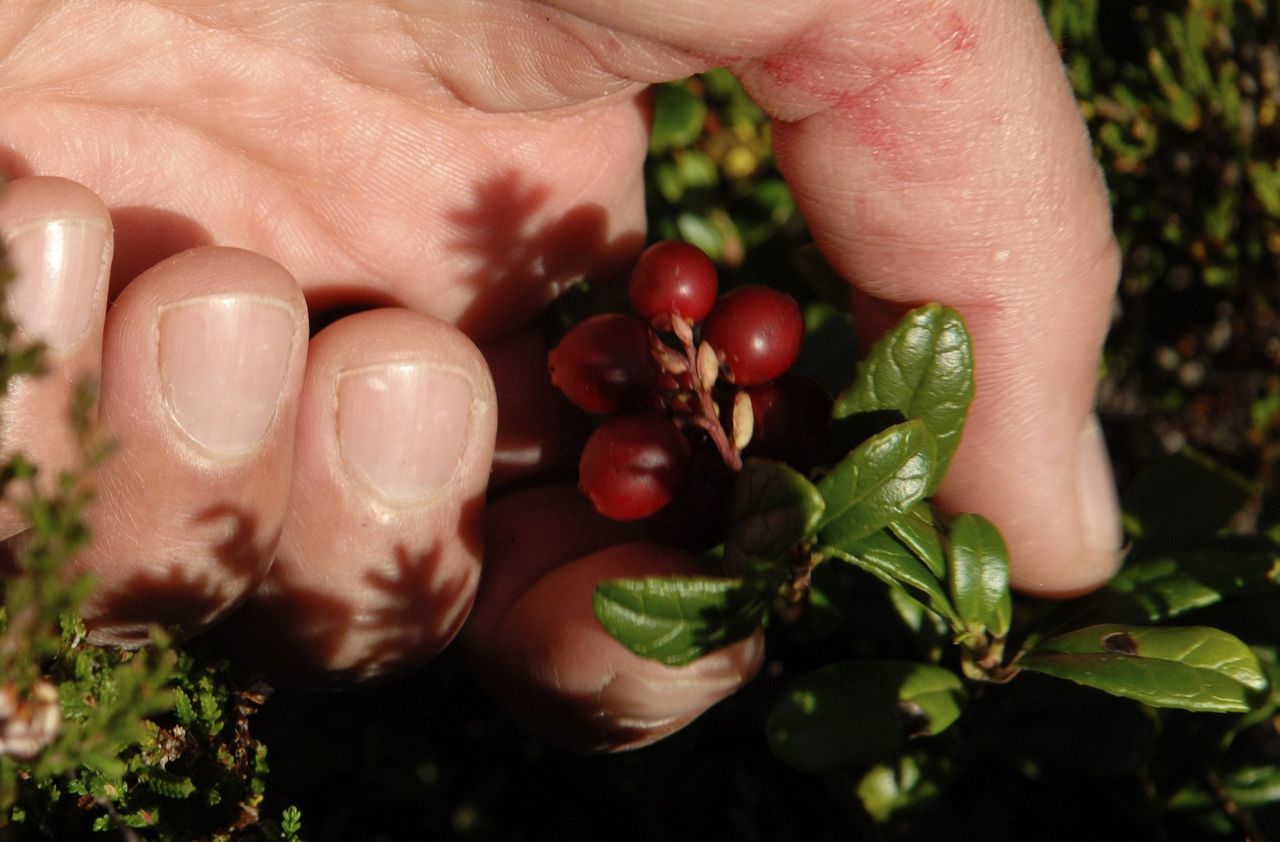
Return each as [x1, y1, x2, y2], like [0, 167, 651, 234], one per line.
[3, 1, 1280, 839]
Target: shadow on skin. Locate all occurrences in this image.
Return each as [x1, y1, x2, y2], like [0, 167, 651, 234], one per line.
[215, 493, 485, 687]
[0, 146, 33, 184]
[86, 503, 275, 647]
[446, 171, 645, 340]
[107, 206, 213, 298]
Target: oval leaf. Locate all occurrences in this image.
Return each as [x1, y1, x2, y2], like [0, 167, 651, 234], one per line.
[648, 84, 707, 153]
[888, 502, 947, 579]
[816, 420, 934, 547]
[832, 304, 973, 492]
[768, 660, 966, 771]
[593, 576, 764, 666]
[1058, 545, 1280, 627]
[1019, 624, 1269, 713]
[948, 514, 1013, 638]
[726, 459, 825, 565]
[825, 531, 960, 627]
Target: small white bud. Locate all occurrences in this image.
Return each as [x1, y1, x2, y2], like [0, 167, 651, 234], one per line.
[696, 341, 720, 390]
[732, 391, 754, 451]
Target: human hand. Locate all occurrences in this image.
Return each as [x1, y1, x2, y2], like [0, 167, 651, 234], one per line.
[0, 0, 1120, 750]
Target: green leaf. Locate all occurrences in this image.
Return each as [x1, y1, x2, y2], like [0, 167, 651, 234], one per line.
[1122, 449, 1252, 557]
[948, 514, 1012, 638]
[768, 660, 966, 771]
[887, 586, 951, 661]
[1019, 624, 1269, 713]
[825, 531, 960, 627]
[888, 502, 947, 579]
[1062, 546, 1280, 626]
[833, 305, 973, 491]
[726, 459, 825, 567]
[856, 753, 948, 824]
[593, 576, 765, 666]
[1169, 765, 1280, 811]
[648, 83, 707, 154]
[816, 420, 934, 547]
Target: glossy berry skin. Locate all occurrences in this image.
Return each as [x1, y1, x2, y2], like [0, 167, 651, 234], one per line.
[579, 413, 690, 521]
[628, 241, 719, 324]
[548, 313, 658, 414]
[701, 285, 804, 386]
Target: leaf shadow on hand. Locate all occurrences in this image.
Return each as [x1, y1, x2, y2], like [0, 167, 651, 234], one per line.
[85, 503, 276, 647]
[212, 492, 485, 687]
[445, 171, 644, 340]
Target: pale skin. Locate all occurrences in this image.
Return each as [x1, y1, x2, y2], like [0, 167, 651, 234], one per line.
[0, 0, 1122, 749]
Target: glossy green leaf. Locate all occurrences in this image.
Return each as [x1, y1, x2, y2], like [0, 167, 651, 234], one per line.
[825, 531, 960, 627]
[888, 502, 947, 579]
[593, 577, 765, 666]
[648, 84, 707, 154]
[1122, 448, 1252, 557]
[1019, 624, 1269, 713]
[726, 459, 825, 565]
[948, 514, 1012, 638]
[767, 660, 966, 771]
[833, 305, 973, 491]
[816, 420, 934, 547]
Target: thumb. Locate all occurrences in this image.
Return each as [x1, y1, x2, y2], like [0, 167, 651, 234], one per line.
[734, 1, 1122, 594]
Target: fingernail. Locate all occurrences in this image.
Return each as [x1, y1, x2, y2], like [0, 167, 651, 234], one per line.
[159, 295, 295, 455]
[1075, 413, 1123, 575]
[337, 362, 474, 503]
[5, 220, 108, 349]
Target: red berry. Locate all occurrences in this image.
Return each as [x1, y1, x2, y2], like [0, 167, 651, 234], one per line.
[628, 241, 719, 325]
[744, 376, 831, 470]
[548, 313, 658, 414]
[579, 413, 690, 521]
[701, 286, 804, 386]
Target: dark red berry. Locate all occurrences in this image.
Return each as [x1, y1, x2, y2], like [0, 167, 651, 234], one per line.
[579, 413, 690, 521]
[701, 285, 804, 386]
[548, 313, 658, 414]
[744, 376, 832, 470]
[628, 241, 719, 325]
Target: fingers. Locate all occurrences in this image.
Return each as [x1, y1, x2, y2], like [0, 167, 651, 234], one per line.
[464, 485, 764, 752]
[79, 247, 310, 644]
[0, 177, 112, 538]
[481, 324, 591, 491]
[0, 175, 497, 675]
[733, 1, 1122, 594]
[219, 309, 497, 684]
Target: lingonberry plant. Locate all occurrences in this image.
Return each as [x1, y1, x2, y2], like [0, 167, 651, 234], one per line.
[550, 241, 811, 525]
[545, 235, 1278, 818]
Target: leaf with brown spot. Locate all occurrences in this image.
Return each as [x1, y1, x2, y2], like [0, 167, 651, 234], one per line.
[1020, 624, 1269, 713]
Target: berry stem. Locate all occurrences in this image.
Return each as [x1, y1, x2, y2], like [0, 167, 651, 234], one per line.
[659, 314, 743, 472]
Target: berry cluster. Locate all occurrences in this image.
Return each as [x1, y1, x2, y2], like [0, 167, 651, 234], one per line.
[547, 241, 828, 527]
